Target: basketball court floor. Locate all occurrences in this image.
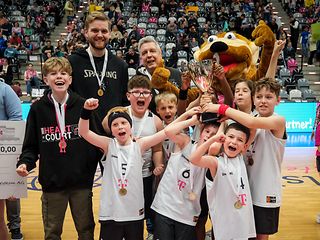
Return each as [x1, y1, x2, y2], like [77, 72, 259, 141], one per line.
[19, 146, 320, 239]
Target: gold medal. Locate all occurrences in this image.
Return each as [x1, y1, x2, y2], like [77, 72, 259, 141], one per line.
[234, 199, 242, 209]
[59, 139, 67, 148]
[97, 88, 104, 96]
[189, 192, 197, 201]
[119, 188, 127, 196]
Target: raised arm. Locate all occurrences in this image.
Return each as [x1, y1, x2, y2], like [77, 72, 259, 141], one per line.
[165, 107, 200, 148]
[203, 103, 286, 138]
[266, 40, 286, 79]
[78, 98, 109, 153]
[189, 133, 225, 176]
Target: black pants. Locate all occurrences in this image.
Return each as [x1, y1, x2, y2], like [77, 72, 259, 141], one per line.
[99, 219, 144, 240]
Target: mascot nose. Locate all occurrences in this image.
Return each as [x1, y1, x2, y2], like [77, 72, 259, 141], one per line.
[210, 42, 228, 53]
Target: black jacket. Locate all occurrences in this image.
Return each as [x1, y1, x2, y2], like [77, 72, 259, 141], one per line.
[68, 48, 129, 123]
[18, 90, 102, 192]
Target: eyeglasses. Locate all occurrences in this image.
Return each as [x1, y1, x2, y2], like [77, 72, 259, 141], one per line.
[128, 91, 152, 98]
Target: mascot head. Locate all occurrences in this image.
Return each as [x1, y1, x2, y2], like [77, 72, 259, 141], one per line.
[194, 32, 260, 82]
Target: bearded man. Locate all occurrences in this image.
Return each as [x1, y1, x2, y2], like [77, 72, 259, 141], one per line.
[69, 11, 129, 123]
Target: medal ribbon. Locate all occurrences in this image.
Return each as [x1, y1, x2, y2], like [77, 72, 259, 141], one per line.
[116, 140, 134, 190]
[223, 153, 242, 200]
[52, 94, 69, 149]
[128, 107, 149, 138]
[86, 47, 108, 91]
[188, 144, 197, 193]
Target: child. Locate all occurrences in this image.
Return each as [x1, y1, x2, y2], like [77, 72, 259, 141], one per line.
[233, 79, 256, 115]
[78, 101, 168, 240]
[203, 77, 286, 240]
[155, 92, 178, 162]
[152, 107, 220, 240]
[124, 75, 164, 238]
[189, 122, 256, 240]
[16, 57, 102, 240]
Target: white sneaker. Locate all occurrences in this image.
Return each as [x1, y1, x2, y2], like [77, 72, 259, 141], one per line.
[316, 213, 320, 223]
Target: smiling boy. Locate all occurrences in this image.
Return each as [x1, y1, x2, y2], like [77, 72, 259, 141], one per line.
[16, 57, 102, 240]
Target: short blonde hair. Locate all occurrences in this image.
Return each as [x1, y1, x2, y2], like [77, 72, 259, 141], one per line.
[155, 92, 177, 107]
[85, 11, 111, 30]
[42, 57, 72, 76]
[102, 106, 130, 132]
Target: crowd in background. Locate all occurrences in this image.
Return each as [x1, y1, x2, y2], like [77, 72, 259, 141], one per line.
[0, 0, 319, 90]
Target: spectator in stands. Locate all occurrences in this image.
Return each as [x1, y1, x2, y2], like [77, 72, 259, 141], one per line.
[120, 30, 130, 51]
[24, 63, 41, 96]
[116, 49, 124, 59]
[277, 26, 288, 42]
[128, 25, 142, 43]
[289, 15, 300, 51]
[308, 29, 318, 65]
[0, 58, 13, 85]
[54, 40, 66, 57]
[64, 0, 75, 21]
[166, 46, 178, 68]
[8, 32, 22, 50]
[283, 40, 296, 59]
[166, 19, 178, 36]
[22, 36, 33, 54]
[268, 17, 279, 36]
[300, 25, 311, 58]
[11, 81, 22, 97]
[0, 31, 7, 57]
[23, 23, 34, 37]
[42, 40, 55, 61]
[116, 17, 126, 34]
[125, 46, 139, 68]
[188, 13, 199, 29]
[110, 24, 123, 42]
[4, 43, 18, 63]
[11, 22, 24, 37]
[127, 12, 138, 28]
[0, 12, 11, 37]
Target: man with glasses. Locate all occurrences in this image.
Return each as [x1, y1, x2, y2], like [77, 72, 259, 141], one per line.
[69, 11, 129, 126]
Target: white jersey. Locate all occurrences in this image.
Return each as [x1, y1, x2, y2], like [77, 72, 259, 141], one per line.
[127, 106, 157, 177]
[99, 139, 144, 221]
[151, 141, 206, 226]
[246, 127, 286, 207]
[207, 154, 256, 240]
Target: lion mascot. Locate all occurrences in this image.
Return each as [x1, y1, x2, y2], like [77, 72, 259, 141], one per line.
[151, 20, 275, 103]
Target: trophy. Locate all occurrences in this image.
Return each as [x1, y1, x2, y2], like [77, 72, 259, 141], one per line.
[188, 59, 220, 123]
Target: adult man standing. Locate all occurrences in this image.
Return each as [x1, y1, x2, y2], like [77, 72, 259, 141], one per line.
[0, 80, 23, 240]
[137, 36, 182, 112]
[69, 11, 129, 124]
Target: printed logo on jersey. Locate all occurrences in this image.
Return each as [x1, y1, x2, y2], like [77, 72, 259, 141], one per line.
[41, 124, 80, 143]
[84, 70, 117, 79]
[266, 196, 276, 203]
[177, 168, 190, 191]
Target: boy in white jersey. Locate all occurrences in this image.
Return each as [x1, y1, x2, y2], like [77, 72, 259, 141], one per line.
[152, 107, 220, 240]
[190, 122, 256, 240]
[155, 92, 178, 162]
[126, 75, 164, 237]
[202, 77, 286, 240]
[79, 102, 168, 240]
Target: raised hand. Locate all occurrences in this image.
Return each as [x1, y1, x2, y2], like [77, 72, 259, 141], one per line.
[84, 98, 99, 110]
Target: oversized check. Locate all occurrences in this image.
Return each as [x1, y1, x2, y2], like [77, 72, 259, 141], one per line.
[0, 121, 27, 199]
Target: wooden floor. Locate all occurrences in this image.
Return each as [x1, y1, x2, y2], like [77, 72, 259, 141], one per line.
[14, 147, 320, 239]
